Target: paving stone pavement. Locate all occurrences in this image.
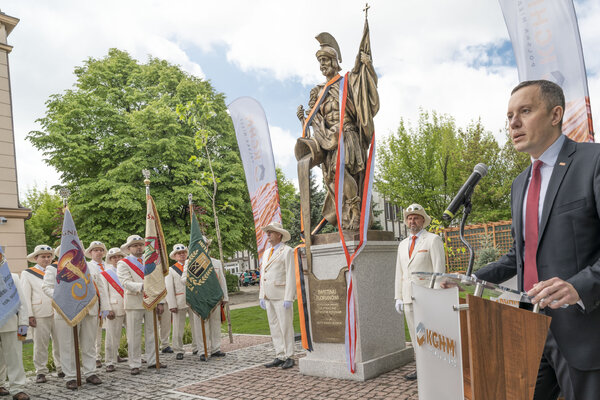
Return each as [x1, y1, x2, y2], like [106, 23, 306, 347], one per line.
[21, 335, 418, 400]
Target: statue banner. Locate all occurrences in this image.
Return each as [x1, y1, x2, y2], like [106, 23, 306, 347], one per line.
[500, 0, 594, 142]
[229, 97, 282, 265]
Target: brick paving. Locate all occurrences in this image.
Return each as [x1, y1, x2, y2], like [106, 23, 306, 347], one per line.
[20, 335, 417, 400]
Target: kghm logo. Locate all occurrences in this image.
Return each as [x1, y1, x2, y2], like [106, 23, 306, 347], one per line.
[416, 322, 457, 367]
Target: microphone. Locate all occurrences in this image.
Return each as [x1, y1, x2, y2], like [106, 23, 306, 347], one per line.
[442, 163, 488, 221]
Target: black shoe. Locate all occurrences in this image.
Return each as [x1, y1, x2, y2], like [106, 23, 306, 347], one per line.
[65, 380, 77, 390]
[117, 356, 128, 363]
[85, 374, 102, 385]
[176, 353, 184, 360]
[199, 354, 207, 362]
[404, 371, 417, 380]
[35, 374, 46, 384]
[147, 363, 167, 369]
[130, 368, 140, 375]
[192, 350, 198, 355]
[161, 346, 173, 354]
[0, 387, 8, 396]
[281, 358, 295, 369]
[57, 372, 65, 378]
[265, 358, 284, 368]
[211, 351, 226, 357]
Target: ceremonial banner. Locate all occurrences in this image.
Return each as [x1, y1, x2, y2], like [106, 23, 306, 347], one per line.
[228, 97, 282, 265]
[500, 0, 594, 142]
[0, 246, 21, 328]
[54, 208, 97, 326]
[186, 209, 223, 320]
[143, 195, 168, 309]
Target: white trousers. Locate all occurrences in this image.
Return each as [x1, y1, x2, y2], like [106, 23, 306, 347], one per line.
[55, 314, 97, 380]
[405, 303, 417, 351]
[172, 308, 198, 353]
[32, 315, 62, 375]
[95, 320, 103, 361]
[192, 305, 221, 354]
[0, 331, 26, 393]
[104, 315, 125, 367]
[158, 307, 171, 350]
[125, 309, 156, 368]
[265, 300, 294, 359]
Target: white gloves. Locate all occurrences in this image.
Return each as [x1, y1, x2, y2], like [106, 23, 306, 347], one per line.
[17, 325, 28, 336]
[395, 299, 404, 314]
[100, 310, 109, 319]
[283, 301, 292, 310]
[259, 299, 266, 310]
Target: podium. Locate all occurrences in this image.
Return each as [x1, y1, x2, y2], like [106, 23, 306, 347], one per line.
[411, 273, 551, 400]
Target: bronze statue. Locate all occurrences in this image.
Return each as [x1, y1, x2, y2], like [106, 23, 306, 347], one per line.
[295, 13, 379, 232]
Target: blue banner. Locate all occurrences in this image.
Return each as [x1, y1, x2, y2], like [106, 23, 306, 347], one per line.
[0, 246, 21, 328]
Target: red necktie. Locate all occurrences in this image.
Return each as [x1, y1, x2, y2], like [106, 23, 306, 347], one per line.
[99, 262, 105, 272]
[524, 160, 543, 291]
[409, 236, 417, 258]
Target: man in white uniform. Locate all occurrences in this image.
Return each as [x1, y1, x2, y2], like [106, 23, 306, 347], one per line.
[258, 223, 296, 370]
[394, 204, 445, 380]
[22, 245, 62, 383]
[84, 241, 108, 368]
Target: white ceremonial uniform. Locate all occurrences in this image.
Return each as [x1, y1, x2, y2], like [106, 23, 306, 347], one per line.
[165, 262, 198, 354]
[394, 229, 445, 350]
[192, 258, 229, 355]
[0, 274, 29, 395]
[259, 244, 296, 360]
[158, 296, 171, 351]
[88, 259, 106, 362]
[20, 265, 62, 375]
[98, 265, 126, 367]
[117, 255, 159, 368]
[42, 264, 109, 381]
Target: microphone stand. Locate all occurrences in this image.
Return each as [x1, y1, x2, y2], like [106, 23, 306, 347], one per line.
[460, 194, 475, 277]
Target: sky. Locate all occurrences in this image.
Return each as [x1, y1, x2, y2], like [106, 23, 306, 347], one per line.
[3, 0, 600, 198]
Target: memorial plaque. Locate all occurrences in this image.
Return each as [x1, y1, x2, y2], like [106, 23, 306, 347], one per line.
[308, 267, 347, 343]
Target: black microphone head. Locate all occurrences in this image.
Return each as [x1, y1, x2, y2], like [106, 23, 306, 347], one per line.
[474, 163, 488, 177]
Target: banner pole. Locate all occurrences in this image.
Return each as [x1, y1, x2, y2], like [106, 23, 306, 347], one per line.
[201, 318, 208, 361]
[226, 303, 233, 343]
[153, 308, 161, 370]
[73, 325, 81, 386]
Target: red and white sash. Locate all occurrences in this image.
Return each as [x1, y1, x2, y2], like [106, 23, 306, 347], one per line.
[101, 268, 124, 298]
[123, 256, 145, 280]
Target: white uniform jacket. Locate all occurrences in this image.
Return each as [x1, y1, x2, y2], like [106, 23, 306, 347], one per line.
[99, 265, 125, 317]
[21, 265, 55, 318]
[394, 230, 445, 304]
[258, 244, 296, 302]
[117, 256, 145, 310]
[0, 274, 29, 333]
[211, 258, 229, 303]
[165, 262, 187, 310]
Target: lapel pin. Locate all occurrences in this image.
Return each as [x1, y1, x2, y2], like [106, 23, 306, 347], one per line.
[559, 162, 566, 166]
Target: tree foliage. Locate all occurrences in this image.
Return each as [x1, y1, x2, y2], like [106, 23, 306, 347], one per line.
[22, 187, 63, 253]
[27, 49, 254, 255]
[376, 110, 529, 225]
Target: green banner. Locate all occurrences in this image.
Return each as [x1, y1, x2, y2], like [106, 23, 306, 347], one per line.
[186, 210, 223, 320]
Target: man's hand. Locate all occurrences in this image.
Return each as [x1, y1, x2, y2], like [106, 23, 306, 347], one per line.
[283, 301, 292, 310]
[527, 277, 581, 309]
[170, 308, 178, 314]
[259, 299, 266, 310]
[360, 51, 371, 65]
[157, 304, 164, 315]
[100, 310, 109, 319]
[296, 105, 305, 122]
[17, 325, 28, 336]
[395, 299, 404, 314]
[29, 317, 36, 328]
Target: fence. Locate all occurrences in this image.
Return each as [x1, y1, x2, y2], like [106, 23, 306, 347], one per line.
[442, 220, 513, 272]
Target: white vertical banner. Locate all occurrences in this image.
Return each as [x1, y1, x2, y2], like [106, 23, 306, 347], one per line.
[228, 97, 282, 265]
[500, 0, 594, 142]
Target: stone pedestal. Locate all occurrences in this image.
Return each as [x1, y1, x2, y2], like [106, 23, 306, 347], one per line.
[299, 232, 413, 381]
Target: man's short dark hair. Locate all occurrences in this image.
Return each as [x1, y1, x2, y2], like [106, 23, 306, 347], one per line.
[512, 80, 565, 128]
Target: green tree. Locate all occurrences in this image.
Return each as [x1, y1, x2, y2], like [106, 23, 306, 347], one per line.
[22, 187, 63, 253]
[376, 110, 524, 225]
[27, 49, 253, 256]
[276, 167, 297, 232]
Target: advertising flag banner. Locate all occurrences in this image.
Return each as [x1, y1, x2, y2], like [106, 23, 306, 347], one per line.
[228, 97, 282, 265]
[186, 209, 223, 320]
[54, 208, 97, 326]
[0, 246, 21, 328]
[500, 0, 594, 142]
[143, 195, 168, 309]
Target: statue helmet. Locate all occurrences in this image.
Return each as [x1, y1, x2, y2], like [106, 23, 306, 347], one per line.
[315, 32, 342, 63]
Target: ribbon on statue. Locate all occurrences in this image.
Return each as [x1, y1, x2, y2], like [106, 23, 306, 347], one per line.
[333, 72, 376, 373]
[293, 243, 313, 351]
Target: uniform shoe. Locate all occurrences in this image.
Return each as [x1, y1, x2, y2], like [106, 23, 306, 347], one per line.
[199, 354, 208, 362]
[57, 372, 65, 378]
[264, 358, 284, 368]
[96, 360, 102, 368]
[35, 374, 46, 384]
[66, 380, 77, 390]
[12, 392, 30, 400]
[0, 386, 9, 396]
[281, 358, 295, 369]
[176, 353, 184, 360]
[130, 368, 140, 375]
[211, 351, 226, 357]
[86, 375, 102, 385]
[404, 371, 417, 380]
[147, 363, 167, 369]
[117, 356, 128, 363]
[192, 350, 198, 355]
[106, 365, 116, 372]
[161, 346, 174, 354]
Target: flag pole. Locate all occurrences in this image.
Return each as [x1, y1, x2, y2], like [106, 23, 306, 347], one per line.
[143, 170, 161, 371]
[60, 188, 82, 387]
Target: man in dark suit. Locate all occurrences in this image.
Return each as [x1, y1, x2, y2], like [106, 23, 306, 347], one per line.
[476, 80, 600, 399]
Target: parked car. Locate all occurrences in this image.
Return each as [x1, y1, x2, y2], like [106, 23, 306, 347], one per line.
[239, 271, 256, 286]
